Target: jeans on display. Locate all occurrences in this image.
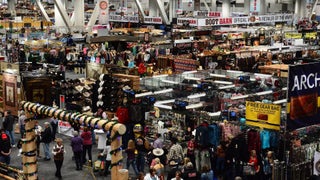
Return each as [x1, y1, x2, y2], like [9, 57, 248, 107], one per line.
[74, 151, 82, 170]
[91, 129, 96, 144]
[6, 130, 15, 145]
[82, 145, 92, 164]
[54, 160, 63, 178]
[126, 158, 139, 175]
[43, 143, 50, 159]
[194, 149, 211, 172]
[136, 151, 147, 173]
[0, 155, 10, 165]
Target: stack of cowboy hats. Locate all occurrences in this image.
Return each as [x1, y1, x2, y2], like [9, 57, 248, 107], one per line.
[97, 74, 120, 112]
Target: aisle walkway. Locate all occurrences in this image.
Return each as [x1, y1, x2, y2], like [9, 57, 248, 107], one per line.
[9, 118, 136, 180]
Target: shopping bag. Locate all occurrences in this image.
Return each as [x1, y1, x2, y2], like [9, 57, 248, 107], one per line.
[243, 164, 255, 175]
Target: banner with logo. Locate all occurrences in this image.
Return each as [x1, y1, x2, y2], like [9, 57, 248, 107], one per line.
[245, 101, 281, 130]
[58, 120, 73, 137]
[98, 0, 109, 25]
[109, 15, 139, 23]
[287, 62, 320, 130]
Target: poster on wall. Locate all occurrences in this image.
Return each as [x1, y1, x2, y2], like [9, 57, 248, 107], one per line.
[245, 101, 281, 130]
[98, 0, 109, 25]
[287, 62, 320, 130]
[3, 73, 18, 116]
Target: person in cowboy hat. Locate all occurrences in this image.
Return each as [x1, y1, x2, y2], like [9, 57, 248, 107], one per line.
[167, 160, 179, 180]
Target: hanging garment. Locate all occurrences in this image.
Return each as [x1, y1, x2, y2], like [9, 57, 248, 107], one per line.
[195, 124, 209, 148]
[129, 104, 143, 123]
[208, 124, 220, 147]
[116, 107, 129, 124]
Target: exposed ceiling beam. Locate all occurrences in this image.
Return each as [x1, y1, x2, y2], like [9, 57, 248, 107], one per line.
[35, 0, 51, 22]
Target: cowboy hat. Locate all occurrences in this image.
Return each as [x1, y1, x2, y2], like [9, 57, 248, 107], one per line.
[82, 106, 91, 112]
[152, 148, 164, 157]
[169, 160, 178, 166]
[75, 85, 84, 92]
[83, 92, 91, 98]
[84, 84, 92, 90]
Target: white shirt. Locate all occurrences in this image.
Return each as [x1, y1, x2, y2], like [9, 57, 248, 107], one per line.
[103, 145, 111, 161]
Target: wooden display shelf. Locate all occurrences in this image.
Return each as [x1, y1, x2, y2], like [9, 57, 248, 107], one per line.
[259, 64, 288, 77]
[112, 74, 140, 90]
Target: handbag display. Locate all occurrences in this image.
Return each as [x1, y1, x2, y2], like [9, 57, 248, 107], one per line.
[243, 164, 256, 175]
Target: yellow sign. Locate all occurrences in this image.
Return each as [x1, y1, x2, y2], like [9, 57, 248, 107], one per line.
[305, 32, 317, 39]
[284, 32, 302, 39]
[245, 101, 281, 130]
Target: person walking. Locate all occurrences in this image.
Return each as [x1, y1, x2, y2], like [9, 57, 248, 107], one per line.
[102, 139, 111, 176]
[41, 122, 52, 160]
[34, 120, 42, 158]
[52, 138, 65, 179]
[167, 137, 184, 165]
[81, 126, 92, 164]
[153, 133, 163, 149]
[18, 110, 26, 138]
[71, 131, 83, 170]
[3, 110, 15, 147]
[0, 112, 4, 130]
[0, 129, 12, 165]
[50, 117, 58, 140]
[125, 139, 139, 176]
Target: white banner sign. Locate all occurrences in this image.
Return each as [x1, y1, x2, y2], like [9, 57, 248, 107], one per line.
[144, 17, 163, 24]
[176, 18, 198, 26]
[193, 11, 221, 17]
[109, 15, 139, 22]
[58, 120, 73, 137]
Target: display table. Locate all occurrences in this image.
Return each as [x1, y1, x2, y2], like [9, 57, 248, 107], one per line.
[259, 64, 288, 77]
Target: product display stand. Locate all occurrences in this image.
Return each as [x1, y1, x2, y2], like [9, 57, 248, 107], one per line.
[20, 101, 126, 180]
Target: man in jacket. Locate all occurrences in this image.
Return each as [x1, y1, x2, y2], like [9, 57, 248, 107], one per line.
[3, 110, 15, 147]
[0, 129, 12, 165]
[71, 131, 83, 170]
[41, 122, 52, 160]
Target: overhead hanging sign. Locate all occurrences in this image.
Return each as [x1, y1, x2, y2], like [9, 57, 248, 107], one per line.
[196, 14, 293, 26]
[285, 32, 302, 39]
[176, 18, 198, 26]
[98, 0, 109, 25]
[109, 15, 139, 23]
[245, 101, 281, 130]
[305, 32, 317, 39]
[144, 17, 163, 24]
[287, 62, 320, 130]
[193, 11, 221, 17]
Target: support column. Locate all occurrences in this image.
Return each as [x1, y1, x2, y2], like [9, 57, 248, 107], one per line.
[300, 0, 306, 18]
[54, 0, 72, 33]
[222, 0, 230, 17]
[149, 0, 158, 17]
[244, 0, 250, 15]
[211, 0, 216, 11]
[36, 0, 51, 22]
[155, 0, 170, 25]
[260, 0, 266, 15]
[73, 0, 85, 31]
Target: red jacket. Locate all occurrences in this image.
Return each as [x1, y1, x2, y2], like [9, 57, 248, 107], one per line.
[81, 131, 92, 145]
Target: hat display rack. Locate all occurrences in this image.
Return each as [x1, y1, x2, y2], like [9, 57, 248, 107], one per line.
[96, 74, 124, 114]
[20, 101, 127, 180]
